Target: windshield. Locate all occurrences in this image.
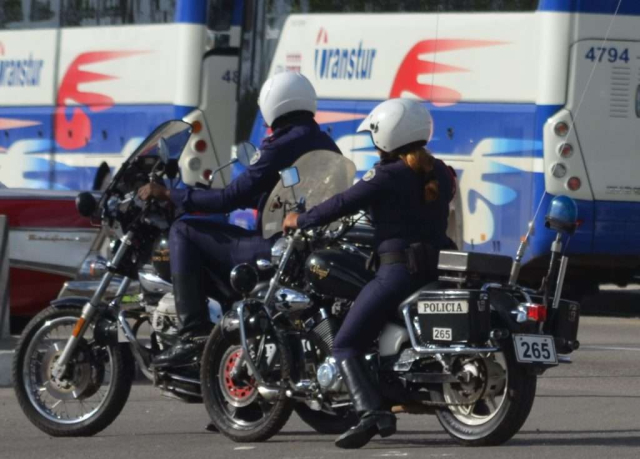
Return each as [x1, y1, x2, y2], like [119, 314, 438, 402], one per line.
[262, 150, 356, 239]
[130, 120, 192, 163]
[100, 120, 192, 207]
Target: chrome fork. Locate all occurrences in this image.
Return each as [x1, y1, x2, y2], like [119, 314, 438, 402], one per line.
[51, 231, 134, 380]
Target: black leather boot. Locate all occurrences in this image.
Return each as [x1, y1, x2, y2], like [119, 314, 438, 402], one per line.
[335, 357, 396, 449]
[152, 274, 210, 369]
[151, 333, 208, 368]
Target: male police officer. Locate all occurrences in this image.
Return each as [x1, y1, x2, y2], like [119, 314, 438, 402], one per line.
[138, 72, 341, 367]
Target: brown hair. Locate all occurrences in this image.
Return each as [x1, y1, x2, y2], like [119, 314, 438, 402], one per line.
[400, 147, 438, 202]
[381, 141, 438, 202]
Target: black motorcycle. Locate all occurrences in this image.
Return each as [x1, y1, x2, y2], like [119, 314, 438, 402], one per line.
[12, 120, 370, 437]
[11, 120, 264, 436]
[200, 152, 581, 445]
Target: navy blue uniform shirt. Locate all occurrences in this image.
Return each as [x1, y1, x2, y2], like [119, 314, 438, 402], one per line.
[170, 118, 340, 234]
[297, 156, 454, 253]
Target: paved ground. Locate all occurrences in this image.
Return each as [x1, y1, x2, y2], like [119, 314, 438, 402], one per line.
[2, 315, 640, 459]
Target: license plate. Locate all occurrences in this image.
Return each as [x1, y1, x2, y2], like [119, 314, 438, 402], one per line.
[433, 328, 452, 341]
[418, 300, 468, 314]
[513, 334, 558, 364]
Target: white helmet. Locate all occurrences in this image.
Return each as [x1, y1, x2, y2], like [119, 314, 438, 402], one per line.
[258, 72, 317, 127]
[357, 98, 433, 152]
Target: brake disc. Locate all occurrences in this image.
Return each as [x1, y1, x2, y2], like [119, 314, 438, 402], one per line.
[42, 341, 105, 401]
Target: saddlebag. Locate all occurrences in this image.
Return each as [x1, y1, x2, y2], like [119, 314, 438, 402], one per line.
[408, 289, 491, 345]
[545, 298, 580, 354]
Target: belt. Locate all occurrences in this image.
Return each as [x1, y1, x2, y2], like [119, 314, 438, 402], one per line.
[379, 251, 408, 265]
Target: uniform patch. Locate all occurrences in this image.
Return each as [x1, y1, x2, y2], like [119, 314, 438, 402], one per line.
[249, 150, 261, 165]
[363, 168, 376, 181]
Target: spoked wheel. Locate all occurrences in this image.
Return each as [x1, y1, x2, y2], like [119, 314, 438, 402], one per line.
[432, 345, 537, 446]
[13, 307, 134, 437]
[201, 326, 294, 442]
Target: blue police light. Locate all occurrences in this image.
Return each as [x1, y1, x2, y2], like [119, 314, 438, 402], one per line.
[545, 195, 578, 234]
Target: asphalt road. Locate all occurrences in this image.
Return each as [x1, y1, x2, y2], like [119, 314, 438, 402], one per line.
[2, 315, 640, 459]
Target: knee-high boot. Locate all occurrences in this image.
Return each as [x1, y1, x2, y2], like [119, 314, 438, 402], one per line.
[335, 357, 396, 449]
[152, 273, 210, 368]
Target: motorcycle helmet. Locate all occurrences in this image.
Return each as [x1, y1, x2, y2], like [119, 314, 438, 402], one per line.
[258, 72, 317, 127]
[357, 98, 433, 153]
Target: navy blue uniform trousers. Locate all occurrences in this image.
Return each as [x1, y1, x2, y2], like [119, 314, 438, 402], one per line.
[169, 217, 273, 326]
[332, 263, 414, 361]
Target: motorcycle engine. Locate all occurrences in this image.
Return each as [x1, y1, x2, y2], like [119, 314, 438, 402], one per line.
[317, 357, 344, 393]
[151, 293, 180, 336]
[151, 293, 225, 338]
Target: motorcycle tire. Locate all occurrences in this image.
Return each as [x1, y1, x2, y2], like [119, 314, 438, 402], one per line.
[200, 325, 294, 442]
[13, 306, 135, 437]
[432, 341, 537, 446]
[294, 403, 358, 435]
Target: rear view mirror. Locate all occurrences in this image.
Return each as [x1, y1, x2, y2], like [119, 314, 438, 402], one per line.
[157, 138, 170, 164]
[76, 192, 97, 218]
[280, 167, 300, 188]
[235, 142, 257, 167]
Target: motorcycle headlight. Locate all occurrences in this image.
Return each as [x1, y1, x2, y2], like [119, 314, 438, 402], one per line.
[271, 237, 288, 265]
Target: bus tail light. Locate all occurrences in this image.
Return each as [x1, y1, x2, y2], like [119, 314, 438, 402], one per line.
[194, 139, 207, 152]
[551, 163, 567, 178]
[558, 143, 573, 158]
[554, 121, 569, 137]
[191, 120, 202, 134]
[567, 177, 581, 191]
[203, 169, 213, 181]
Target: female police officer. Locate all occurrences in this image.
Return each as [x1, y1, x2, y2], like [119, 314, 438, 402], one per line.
[137, 72, 341, 368]
[283, 98, 455, 449]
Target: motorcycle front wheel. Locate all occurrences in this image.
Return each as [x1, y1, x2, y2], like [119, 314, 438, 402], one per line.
[13, 306, 135, 437]
[431, 342, 537, 446]
[201, 325, 294, 442]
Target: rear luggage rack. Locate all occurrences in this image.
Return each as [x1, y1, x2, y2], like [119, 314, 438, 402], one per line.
[438, 251, 513, 286]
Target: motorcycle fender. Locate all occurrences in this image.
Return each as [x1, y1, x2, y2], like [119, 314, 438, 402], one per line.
[378, 323, 410, 357]
[50, 296, 91, 310]
[50, 297, 119, 345]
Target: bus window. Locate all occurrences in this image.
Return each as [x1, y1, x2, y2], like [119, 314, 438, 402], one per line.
[208, 0, 234, 32]
[61, 0, 97, 26]
[0, 0, 60, 29]
[61, 0, 176, 27]
[260, 0, 538, 13]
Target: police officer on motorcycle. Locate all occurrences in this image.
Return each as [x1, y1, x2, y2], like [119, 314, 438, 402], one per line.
[138, 72, 341, 368]
[283, 98, 456, 449]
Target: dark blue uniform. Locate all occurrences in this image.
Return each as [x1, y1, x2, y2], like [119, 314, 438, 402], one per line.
[168, 118, 340, 333]
[298, 156, 454, 360]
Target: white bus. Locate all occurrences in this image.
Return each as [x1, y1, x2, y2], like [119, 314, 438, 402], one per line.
[235, 0, 640, 290]
[0, 0, 242, 190]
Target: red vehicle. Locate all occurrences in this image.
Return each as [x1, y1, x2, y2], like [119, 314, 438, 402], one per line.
[0, 188, 98, 330]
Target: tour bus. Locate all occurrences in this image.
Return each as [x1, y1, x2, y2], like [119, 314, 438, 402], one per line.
[235, 0, 640, 289]
[0, 0, 242, 191]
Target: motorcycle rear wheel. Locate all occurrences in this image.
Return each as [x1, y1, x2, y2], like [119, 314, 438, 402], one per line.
[432, 343, 537, 446]
[13, 306, 135, 437]
[201, 325, 293, 442]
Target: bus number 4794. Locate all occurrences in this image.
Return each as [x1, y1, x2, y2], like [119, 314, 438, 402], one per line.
[585, 47, 630, 63]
